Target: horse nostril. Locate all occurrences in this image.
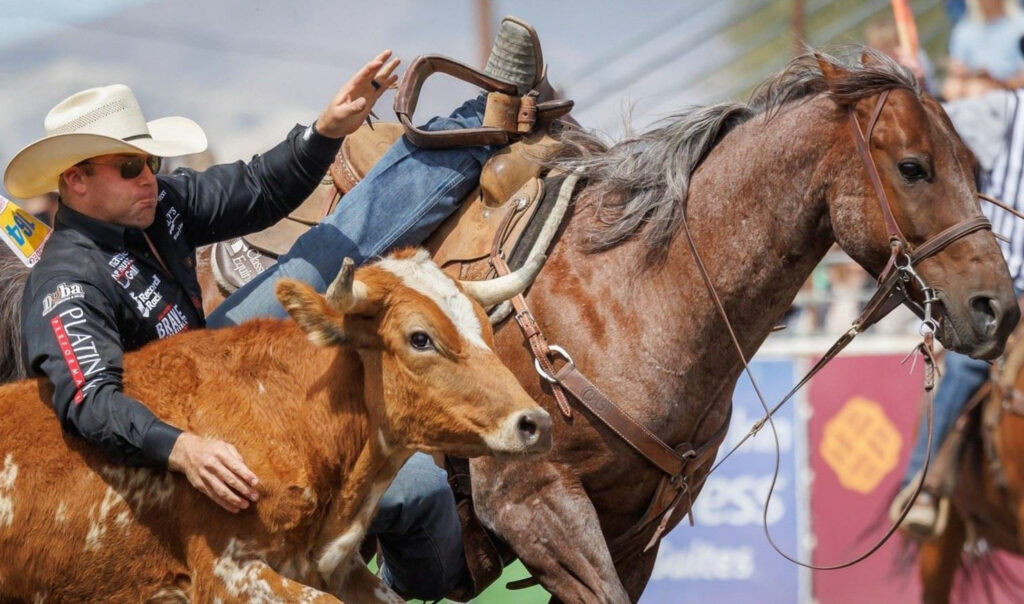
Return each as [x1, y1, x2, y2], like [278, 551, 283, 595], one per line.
[969, 295, 1001, 336]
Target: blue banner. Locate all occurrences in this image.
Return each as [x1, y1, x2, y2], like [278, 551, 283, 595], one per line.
[641, 359, 805, 603]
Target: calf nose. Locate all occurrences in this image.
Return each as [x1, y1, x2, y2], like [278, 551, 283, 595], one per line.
[515, 408, 552, 452]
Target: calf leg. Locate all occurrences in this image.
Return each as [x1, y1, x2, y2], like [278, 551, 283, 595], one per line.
[918, 510, 966, 604]
[472, 457, 631, 604]
[192, 545, 341, 603]
[329, 558, 405, 604]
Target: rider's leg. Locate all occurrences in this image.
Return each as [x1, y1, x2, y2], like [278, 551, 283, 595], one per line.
[902, 350, 991, 489]
[891, 350, 990, 537]
[206, 94, 493, 327]
[368, 452, 465, 600]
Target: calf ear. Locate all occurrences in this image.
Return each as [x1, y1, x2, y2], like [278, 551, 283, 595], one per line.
[276, 279, 347, 347]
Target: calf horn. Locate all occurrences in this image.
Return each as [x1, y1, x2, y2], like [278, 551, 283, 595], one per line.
[326, 258, 370, 313]
[459, 253, 547, 307]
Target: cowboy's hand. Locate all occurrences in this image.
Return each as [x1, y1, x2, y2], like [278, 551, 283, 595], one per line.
[168, 432, 261, 513]
[315, 49, 400, 139]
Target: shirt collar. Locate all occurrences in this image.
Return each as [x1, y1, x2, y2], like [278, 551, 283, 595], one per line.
[54, 202, 131, 250]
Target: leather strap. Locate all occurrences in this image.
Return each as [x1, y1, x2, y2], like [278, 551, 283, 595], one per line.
[908, 216, 992, 265]
[553, 365, 693, 477]
[849, 91, 906, 246]
[493, 252, 572, 417]
[394, 54, 573, 149]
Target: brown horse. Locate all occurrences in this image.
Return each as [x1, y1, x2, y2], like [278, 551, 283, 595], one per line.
[461, 49, 1018, 602]
[0, 48, 1018, 602]
[0, 244, 29, 383]
[916, 323, 1024, 604]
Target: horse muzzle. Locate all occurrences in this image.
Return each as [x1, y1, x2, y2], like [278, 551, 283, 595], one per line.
[941, 289, 1020, 360]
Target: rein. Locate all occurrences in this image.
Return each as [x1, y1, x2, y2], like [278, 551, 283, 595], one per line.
[499, 87, 1015, 575]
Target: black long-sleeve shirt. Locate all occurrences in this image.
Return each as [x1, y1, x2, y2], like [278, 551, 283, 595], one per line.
[21, 123, 342, 467]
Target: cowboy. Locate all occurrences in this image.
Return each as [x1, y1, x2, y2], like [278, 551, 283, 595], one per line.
[6, 17, 544, 600]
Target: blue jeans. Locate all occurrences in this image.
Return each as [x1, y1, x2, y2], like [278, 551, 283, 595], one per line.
[901, 350, 991, 487]
[208, 95, 493, 324]
[208, 96, 494, 598]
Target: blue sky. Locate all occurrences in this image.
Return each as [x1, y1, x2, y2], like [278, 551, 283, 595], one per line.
[0, 0, 148, 47]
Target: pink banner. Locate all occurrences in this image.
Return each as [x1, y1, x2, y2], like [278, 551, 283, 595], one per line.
[807, 353, 1024, 603]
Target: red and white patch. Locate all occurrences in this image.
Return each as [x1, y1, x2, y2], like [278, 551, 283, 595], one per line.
[376, 249, 488, 350]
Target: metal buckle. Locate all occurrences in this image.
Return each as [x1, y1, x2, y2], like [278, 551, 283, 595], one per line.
[534, 345, 575, 383]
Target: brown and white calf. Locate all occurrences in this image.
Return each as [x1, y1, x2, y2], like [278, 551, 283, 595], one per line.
[0, 248, 551, 602]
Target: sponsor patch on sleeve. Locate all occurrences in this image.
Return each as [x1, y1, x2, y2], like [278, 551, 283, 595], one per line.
[41, 282, 86, 316]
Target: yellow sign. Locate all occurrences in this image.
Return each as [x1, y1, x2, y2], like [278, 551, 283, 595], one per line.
[820, 396, 902, 494]
[0, 197, 51, 267]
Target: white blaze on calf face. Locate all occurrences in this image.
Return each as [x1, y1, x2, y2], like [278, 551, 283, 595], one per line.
[0, 454, 18, 528]
[376, 250, 489, 350]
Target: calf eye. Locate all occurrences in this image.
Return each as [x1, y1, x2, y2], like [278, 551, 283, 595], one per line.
[410, 332, 434, 351]
[898, 160, 927, 182]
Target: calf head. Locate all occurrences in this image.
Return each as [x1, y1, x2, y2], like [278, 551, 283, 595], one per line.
[276, 248, 551, 457]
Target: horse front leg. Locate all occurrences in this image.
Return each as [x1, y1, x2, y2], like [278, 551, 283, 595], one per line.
[471, 456, 631, 604]
[918, 509, 965, 604]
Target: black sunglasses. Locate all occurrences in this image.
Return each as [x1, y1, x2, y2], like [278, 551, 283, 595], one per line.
[79, 155, 162, 179]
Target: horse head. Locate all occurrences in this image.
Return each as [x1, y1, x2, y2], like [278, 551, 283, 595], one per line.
[819, 51, 1019, 359]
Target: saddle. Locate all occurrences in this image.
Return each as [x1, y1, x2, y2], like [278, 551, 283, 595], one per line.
[210, 54, 573, 297]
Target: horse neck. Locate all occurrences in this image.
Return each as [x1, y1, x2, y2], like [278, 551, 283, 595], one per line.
[670, 99, 840, 365]
[581, 98, 843, 414]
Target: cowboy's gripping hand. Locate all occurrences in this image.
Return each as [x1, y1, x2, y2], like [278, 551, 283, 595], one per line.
[169, 432, 262, 514]
[315, 49, 400, 139]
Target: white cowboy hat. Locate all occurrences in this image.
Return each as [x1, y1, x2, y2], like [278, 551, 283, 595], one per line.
[4, 84, 208, 198]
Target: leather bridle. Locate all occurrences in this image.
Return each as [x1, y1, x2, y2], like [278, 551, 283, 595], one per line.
[499, 87, 1003, 572]
[705, 89, 996, 569]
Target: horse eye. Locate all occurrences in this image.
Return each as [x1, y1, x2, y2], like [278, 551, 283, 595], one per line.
[898, 160, 927, 182]
[409, 332, 434, 350]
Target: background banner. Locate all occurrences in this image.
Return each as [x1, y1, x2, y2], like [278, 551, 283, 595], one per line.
[643, 358, 807, 603]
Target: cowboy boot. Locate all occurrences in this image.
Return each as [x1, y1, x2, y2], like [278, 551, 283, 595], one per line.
[889, 473, 950, 540]
[483, 16, 544, 95]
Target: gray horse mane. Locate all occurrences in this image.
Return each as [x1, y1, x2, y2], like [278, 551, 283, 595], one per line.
[0, 245, 29, 383]
[548, 47, 920, 265]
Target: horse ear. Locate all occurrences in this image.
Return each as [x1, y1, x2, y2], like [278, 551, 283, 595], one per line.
[860, 50, 884, 67]
[815, 52, 851, 88]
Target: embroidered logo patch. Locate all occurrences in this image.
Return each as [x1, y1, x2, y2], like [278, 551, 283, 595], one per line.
[41, 282, 85, 316]
[108, 252, 140, 289]
[165, 207, 183, 241]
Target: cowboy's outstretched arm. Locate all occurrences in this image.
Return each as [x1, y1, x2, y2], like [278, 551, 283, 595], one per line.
[315, 49, 400, 138]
